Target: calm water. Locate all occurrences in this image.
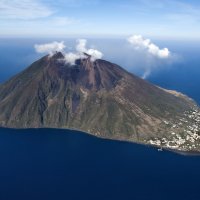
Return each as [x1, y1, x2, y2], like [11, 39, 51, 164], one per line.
[0, 128, 200, 200]
[0, 38, 200, 200]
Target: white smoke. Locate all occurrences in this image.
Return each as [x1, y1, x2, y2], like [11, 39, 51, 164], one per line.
[35, 39, 103, 65]
[34, 41, 66, 55]
[76, 39, 103, 61]
[127, 35, 172, 79]
[128, 35, 170, 59]
[63, 52, 80, 65]
[63, 39, 103, 64]
[76, 39, 87, 52]
[87, 49, 103, 62]
[141, 69, 151, 79]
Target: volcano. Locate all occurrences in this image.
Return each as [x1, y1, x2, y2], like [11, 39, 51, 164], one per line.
[0, 52, 200, 151]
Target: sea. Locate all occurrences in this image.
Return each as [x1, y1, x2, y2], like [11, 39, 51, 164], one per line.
[0, 38, 200, 200]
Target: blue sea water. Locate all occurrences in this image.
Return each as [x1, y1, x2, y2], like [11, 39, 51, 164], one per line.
[0, 38, 200, 200]
[0, 128, 200, 200]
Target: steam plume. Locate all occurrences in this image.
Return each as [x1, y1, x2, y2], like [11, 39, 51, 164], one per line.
[128, 35, 170, 59]
[34, 41, 65, 55]
[35, 39, 103, 65]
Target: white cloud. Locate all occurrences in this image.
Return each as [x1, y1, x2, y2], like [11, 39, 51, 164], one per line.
[76, 39, 87, 52]
[87, 49, 103, 61]
[50, 17, 77, 26]
[50, 0, 100, 8]
[34, 41, 66, 55]
[127, 34, 174, 79]
[64, 52, 81, 65]
[128, 35, 170, 59]
[34, 39, 103, 65]
[0, 0, 54, 20]
[64, 39, 103, 64]
[76, 39, 103, 61]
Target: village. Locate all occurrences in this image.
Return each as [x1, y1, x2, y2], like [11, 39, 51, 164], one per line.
[146, 108, 200, 151]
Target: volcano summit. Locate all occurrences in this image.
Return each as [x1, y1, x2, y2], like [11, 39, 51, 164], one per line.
[0, 52, 200, 152]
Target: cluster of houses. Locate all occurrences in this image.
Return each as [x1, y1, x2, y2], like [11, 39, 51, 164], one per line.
[146, 108, 200, 151]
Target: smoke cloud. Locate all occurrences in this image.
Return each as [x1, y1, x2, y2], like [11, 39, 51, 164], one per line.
[34, 39, 103, 65]
[34, 41, 66, 55]
[63, 52, 81, 65]
[76, 39, 87, 52]
[76, 39, 103, 61]
[127, 35, 173, 78]
[128, 35, 170, 59]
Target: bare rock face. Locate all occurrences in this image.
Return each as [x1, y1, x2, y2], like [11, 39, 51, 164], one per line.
[0, 52, 199, 152]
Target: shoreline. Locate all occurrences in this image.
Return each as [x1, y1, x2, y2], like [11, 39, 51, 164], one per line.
[0, 126, 200, 156]
[163, 148, 200, 156]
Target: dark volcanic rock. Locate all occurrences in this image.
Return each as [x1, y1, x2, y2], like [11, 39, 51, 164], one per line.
[0, 52, 199, 151]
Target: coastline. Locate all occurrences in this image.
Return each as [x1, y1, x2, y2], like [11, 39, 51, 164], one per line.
[0, 126, 200, 156]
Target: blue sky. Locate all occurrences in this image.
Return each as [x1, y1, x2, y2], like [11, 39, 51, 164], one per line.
[1, 0, 200, 39]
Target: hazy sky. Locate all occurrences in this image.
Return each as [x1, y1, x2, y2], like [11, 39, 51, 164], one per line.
[1, 0, 200, 39]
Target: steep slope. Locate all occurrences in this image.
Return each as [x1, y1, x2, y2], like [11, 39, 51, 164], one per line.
[0, 52, 200, 151]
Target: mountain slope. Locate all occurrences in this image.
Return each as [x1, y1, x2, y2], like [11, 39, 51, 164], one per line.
[0, 52, 200, 151]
